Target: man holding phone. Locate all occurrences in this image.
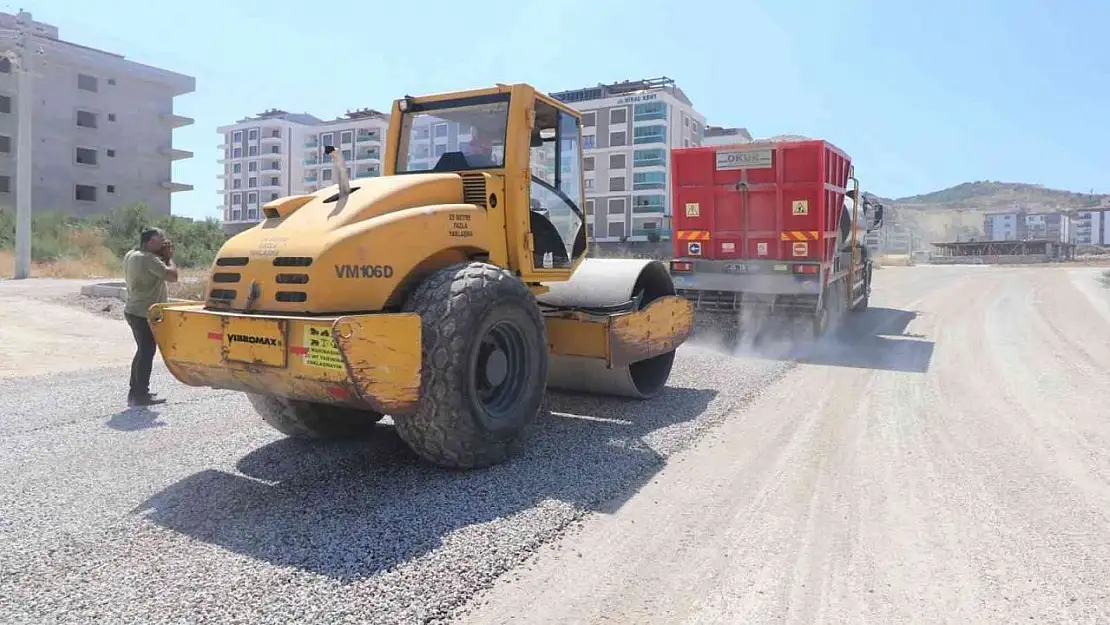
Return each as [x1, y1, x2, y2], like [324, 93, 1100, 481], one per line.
[123, 227, 178, 406]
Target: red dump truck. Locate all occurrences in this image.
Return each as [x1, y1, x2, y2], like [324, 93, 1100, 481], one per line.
[668, 138, 884, 340]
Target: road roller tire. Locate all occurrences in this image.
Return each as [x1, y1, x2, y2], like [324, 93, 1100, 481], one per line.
[397, 261, 548, 469]
[247, 393, 384, 440]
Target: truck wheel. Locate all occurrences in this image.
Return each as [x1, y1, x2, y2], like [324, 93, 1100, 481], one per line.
[247, 393, 384, 439]
[397, 261, 548, 469]
[851, 266, 872, 312]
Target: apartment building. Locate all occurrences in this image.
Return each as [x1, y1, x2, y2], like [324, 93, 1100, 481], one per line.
[550, 77, 707, 243]
[217, 108, 388, 234]
[983, 210, 1071, 243]
[1073, 208, 1110, 246]
[0, 11, 194, 217]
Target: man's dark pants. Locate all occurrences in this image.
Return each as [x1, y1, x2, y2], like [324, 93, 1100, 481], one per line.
[125, 312, 157, 398]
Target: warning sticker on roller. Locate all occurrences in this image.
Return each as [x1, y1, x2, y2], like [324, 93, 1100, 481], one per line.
[303, 326, 345, 370]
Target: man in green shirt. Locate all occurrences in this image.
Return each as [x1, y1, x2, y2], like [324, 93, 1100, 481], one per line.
[123, 227, 179, 406]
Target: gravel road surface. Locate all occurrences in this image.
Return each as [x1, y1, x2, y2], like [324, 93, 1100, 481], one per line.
[458, 265, 1110, 625]
[3, 266, 1109, 624]
[0, 279, 791, 624]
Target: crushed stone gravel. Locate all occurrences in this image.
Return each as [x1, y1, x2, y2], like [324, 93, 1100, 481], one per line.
[0, 341, 793, 624]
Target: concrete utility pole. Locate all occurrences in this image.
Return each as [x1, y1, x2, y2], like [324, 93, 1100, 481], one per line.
[1, 12, 36, 279]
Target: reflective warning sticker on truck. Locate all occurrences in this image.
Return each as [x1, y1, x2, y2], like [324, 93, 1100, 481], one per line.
[757, 242, 769, 256]
[792, 242, 808, 257]
[792, 200, 809, 215]
[685, 203, 700, 217]
[304, 326, 344, 370]
[688, 242, 703, 256]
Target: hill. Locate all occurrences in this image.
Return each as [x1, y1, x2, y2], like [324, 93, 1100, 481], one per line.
[874, 181, 1110, 244]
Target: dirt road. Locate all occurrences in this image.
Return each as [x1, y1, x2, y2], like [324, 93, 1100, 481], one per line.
[0, 279, 135, 378]
[458, 265, 1110, 625]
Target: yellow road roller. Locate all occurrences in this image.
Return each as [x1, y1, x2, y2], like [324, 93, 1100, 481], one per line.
[147, 83, 695, 468]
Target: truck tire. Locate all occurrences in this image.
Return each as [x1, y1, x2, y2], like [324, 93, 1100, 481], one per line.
[247, 393, 384, 440]
[851, 265, 872, 312]
[396, 261, 549, 469]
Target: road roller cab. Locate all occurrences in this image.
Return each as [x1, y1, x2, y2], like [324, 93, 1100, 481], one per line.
[147, 83, 695, 469]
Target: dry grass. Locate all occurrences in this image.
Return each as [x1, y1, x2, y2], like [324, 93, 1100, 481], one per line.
[0, 249, 120, 279]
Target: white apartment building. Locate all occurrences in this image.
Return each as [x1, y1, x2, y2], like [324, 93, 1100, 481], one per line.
[550, 77, 706, 242]
[217, 108, 388, 234]
[1073, 208, 1110, 246]
[0, 11, 194, 217]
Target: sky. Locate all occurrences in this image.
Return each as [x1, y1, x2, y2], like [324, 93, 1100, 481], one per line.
[19, 0, 1110, 221]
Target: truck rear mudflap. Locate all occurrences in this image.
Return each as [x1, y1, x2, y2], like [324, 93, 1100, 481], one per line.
[146, 303, 422, 415]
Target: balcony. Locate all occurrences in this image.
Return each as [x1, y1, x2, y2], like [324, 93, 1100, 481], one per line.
[304, 140, 319, 149]
[159, 147, 193, 161]
[357, 132, 381, 143]
[356, 167, 380, 178]
[160, 113, 194, 129]
[304, 174, 318, 183]
[303, 157, 318, 166]
[356, 149, 381, 161]
[162, 181, 193, 193]
[261, 133, 283, 144]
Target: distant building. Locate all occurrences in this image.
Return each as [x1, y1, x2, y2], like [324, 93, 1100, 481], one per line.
[1073, 209, 1110, 246]
[217, 108, 388, 234]
[550, 77, 707, 243]
[983, 211, 1070, 243]
[701, 125, 753, 146]
[0, 11, 195, 217]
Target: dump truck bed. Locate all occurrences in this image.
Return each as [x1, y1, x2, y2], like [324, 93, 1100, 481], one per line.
[670, 139, 852, 265]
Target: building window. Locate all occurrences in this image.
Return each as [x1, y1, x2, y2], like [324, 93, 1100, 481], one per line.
[609, 176, 626, 192]
[77, 74, 98, 92]
[0, 95, 10, 114]
[585, 178, 594, 191]
[633, 149, 665, 167]
[609, 108, 627, 124]
[248, 146, 259, 156]
[233, 163, 241, 174]
[75, 184, 97, 202]
[609, 131, 626, 147]
[322, 169, 332, 181]
[342, 149, 353, 161]
[108, 113, 116, 122]
[584, 135, 596, 149]
[322, 133, 334, 147]
[76, 110, 98, 128]
[248, 161, 258, 172]
[270, 146, 280, 154]
[0, 58, 9, 73]
[247, 192, 258, 204]
[75, 147, 98, 165]
[0, 175, 9, 193]
[0, 135, 9, 153]
[232, 179, 242, 189]
[633, 195, 665, 213]
[341, 131, 354, 144]
[232, 193, 242, 205]
[608, 198, 626, 215]
[232, 147, 242, 158]
[248, 177, 257, 188]
[434, 123, 448, 138]
[608, 220, 625, 238]
[632, 101, 667, 121]
[233, 131, 243, 143]
[609, 153, 626, 170]
[633, 171, 666, 190]
[106, 185, 116, 194]
[269, 192, 279, 201]
[582, 112, 596, 127]
[107, 149, 116, 158]
[269, 176, 279, 186]
[634, 125, 666, 145]
[583, 156, 594, 171]
[248, 129, 258, 141]
[585, 199, 594, 215]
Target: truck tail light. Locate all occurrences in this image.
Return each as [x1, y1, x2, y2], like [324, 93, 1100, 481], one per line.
[793, 264, 819, 274]
[670, 261, 693, 272]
